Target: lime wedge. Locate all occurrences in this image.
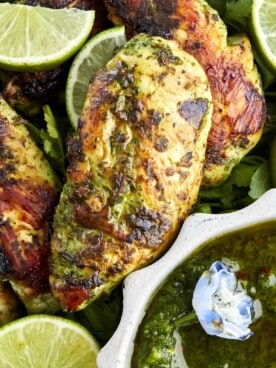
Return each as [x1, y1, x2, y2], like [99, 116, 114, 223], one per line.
[0, 4, 95, 72]
[66, 26, 126, 128]
[0, 315, 99, 367]
[251, 0, 276, 71]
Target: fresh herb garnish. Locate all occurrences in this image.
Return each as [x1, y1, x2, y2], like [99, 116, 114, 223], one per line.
[26, 105, 68, 176]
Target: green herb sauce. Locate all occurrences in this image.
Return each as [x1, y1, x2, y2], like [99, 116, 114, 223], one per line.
[132, 222, 276, 368]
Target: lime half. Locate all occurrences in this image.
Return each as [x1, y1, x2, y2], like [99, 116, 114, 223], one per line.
[0, 4, 95, 72]
[0, 315, 99, 367]
[251, 0, 276, 71]
[66, 26, 126, 128]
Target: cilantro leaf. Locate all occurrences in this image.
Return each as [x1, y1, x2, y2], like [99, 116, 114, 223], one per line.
[207, 0, 252, 32]
[40, 105, 66, 175]
[249, 161, 271, 198]
[206, 0, 227, 17]
[196, 155, 271, 213]
[224, 0, 252, 31]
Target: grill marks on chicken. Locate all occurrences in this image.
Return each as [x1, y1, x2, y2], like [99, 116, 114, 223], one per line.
[50, 34, 213, 311]
[104, 0, 267, 186]
[0, 96, 60, 313]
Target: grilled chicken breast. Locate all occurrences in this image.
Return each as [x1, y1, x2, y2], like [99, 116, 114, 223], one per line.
[104, 0, 267, 186]
[50, 34, 213, 311]
[0, 95, 60, 313]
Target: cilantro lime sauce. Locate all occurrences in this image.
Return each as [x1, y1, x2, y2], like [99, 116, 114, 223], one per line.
[132, 222, 276, 368]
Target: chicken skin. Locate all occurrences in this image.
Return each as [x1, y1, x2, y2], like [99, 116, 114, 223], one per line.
[50, 34, 213, 311]
[104, 0, 267, 186]
[0, 95, 60, 313]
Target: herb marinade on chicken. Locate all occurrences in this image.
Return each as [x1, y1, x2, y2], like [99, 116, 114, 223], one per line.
[50, 34, 213, 312]
[104, 0, 267, 186]
[0, 95, 61, 314]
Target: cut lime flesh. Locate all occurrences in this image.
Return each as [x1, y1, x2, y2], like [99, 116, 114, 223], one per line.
[0, 4, 95, 72]
[66, 26, 126, 128]
[251, 0, 276, 71]
[0, 314, 99, 367]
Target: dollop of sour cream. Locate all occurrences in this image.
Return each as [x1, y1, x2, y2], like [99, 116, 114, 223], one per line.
[192, 260, 262, 340]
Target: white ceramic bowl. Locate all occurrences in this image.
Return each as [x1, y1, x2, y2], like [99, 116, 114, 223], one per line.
[97, 188, 276, 368]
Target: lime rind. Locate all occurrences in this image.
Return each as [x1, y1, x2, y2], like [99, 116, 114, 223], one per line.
[66, 26, 126, 128]
[251, 0, 276, 72]
[0, 4, 95, 72]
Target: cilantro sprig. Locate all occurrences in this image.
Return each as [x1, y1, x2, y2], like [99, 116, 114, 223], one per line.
[40, 105, 66, 174]
[26, 104, 69, 177]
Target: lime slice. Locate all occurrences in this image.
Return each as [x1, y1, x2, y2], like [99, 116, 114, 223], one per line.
[251, 0, 276, 71]
[66, 26, 126, 128]
[0, 4, 95, 72]
[0, 314, 99, 367]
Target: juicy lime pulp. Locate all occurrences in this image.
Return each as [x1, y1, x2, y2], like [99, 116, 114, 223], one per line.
[0, 4, 95, 72]
[66, 26, 126, 128]
[0, 314, 99, 367]
[251, 0, 276, 71]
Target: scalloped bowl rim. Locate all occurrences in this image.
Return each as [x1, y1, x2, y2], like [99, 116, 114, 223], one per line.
[97, 189, 276, 368]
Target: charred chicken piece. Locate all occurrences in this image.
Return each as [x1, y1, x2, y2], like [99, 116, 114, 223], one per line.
[0, 95, 60, 313]
[104, 0, 267, 186]
[0, 67, 66, 118]
[50, 33, 213, 312]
